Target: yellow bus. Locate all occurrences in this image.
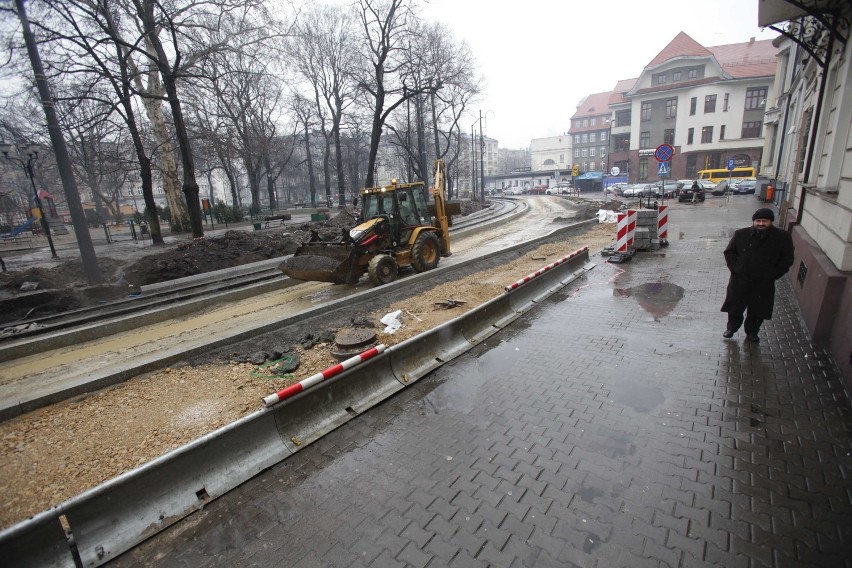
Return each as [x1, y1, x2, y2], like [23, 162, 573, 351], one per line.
[697, 167, 756, 182]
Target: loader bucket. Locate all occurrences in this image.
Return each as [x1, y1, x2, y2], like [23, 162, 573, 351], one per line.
[279, 243, 360, 284]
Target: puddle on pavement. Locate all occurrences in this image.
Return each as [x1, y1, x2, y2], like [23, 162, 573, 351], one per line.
[421, 337, 531, 414]
[614, 282, 684, 320]
[610, 381, 665, 413]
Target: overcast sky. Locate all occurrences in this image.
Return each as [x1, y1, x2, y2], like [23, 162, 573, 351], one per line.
[420, 0, 779, 149]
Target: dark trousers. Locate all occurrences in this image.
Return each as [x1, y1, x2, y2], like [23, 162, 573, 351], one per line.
[727, 310, 763, 334]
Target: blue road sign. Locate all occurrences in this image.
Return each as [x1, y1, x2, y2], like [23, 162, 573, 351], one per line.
[658, 162, 669, 176]
[655, 144, 674, 162]
[727, 159, 736, 170]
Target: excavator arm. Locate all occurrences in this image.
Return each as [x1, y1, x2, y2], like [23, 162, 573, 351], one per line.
[432, 160, 452, 256]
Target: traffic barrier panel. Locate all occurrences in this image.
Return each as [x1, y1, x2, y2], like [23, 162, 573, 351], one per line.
[271, 350, 402, 453]
[657, 205, 668, 239]
[62, 409, 292, 567]
[627, 209, 637, 247]
[388, 319, 475, 385]
[616, 213, 628, 252]
[458, 293, 517, 345]
[0, 508, 71, 568]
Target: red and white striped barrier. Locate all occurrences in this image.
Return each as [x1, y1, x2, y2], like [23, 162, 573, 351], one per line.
[658, 205, 668, 240]
[616, 213, 628, 252]
[627, 209, 637, 248]
[262, 344, 387, 407]
[504, 246, 589, 291]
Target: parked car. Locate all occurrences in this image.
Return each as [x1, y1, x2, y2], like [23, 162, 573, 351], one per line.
[504, 186, 524, 195]
[546, 184, 569, 195]
[732, 178, 757, 194]
[710, 180, 731, 196]
[622, 183, 658, 198]
[677, 180, 706, 202]
[608, 182, 629, 196]
[655, 181, 679, 197]
[527, 185, 549, 195]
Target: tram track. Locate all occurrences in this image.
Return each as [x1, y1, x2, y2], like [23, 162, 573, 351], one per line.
[0, 197, 522, 353]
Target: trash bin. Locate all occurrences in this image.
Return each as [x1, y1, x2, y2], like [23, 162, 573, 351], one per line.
[253, 222, 262, 231]
[140, 222, 149, 236]
[765, 185, 774, 202]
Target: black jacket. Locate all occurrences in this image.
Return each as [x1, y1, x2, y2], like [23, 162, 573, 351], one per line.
[721, 225, 795, 319]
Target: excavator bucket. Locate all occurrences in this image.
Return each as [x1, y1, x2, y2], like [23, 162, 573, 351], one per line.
[279, 243, 360, 284]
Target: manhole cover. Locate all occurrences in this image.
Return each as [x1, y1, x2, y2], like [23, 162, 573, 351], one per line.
[334, 328, 377, 351]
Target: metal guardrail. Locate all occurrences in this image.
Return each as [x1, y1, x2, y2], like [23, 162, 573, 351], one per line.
[0, 244, 594, 567]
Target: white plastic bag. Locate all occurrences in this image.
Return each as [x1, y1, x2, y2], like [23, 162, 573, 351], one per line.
[380, 309, 404, 333]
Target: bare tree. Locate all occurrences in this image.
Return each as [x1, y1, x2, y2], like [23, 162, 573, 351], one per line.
[290, 3, 360, 207]
[355, 0, 444, 187]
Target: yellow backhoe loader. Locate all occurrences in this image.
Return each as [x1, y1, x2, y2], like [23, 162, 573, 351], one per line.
[280, 159, 460, 286]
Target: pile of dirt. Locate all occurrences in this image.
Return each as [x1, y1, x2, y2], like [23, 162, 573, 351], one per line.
[0, 205, 489, 326]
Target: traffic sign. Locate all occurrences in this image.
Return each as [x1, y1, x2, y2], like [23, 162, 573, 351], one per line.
[571, 165, 579, 177]
[610, 166, 620, 176]
[727, 159, 736, 170]
[654, 144, 674, 162]
[658, 162, 669, 176]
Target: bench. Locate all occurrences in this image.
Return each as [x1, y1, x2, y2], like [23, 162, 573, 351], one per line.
[263, 213, 292, 228]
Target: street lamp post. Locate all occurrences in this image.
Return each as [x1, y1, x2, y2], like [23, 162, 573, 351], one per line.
[470, 123, 477, 200]
[1, 143, 58, 258]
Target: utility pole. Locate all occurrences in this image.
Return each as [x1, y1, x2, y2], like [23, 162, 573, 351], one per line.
[479, 110, 485, 202]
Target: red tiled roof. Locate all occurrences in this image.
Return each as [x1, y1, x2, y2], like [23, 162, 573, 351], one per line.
[708, 39, 777, 78]
[571, 91, 613, 120]
[647, 32, 712, 67]
[609, 78, 638, 104]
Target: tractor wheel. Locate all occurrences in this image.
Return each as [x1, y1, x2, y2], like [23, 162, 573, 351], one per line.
[368, 254, 398, 286]
[411, 232, 441, 272]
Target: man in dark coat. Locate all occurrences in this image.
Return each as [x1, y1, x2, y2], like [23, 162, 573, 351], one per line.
[721, 207, 795, 342]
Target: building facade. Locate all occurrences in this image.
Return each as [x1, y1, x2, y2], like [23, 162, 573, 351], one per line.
[614, 32, 777, 183]
[568, 92, 613, 177]
[758, 1, 851, 386]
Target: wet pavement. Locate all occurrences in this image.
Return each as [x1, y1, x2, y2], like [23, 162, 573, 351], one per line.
[112, 196, 852, 567]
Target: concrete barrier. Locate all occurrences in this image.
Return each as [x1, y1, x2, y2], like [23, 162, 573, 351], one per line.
[272, 350, 403, 453]
[62, 409, 291, 566]
[0, 233, 598, 567]
[0, 508, 72, 567]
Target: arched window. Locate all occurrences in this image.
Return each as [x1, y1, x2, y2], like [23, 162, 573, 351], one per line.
[543, 159, 556, 166]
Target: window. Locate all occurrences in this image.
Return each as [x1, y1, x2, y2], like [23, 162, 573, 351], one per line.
[640, 131, 651, 148]
[745, 87, 767, 110]
[720, 125, 726, 140]
[641, 102, 652, 121]
[687, 128, 694, 144]
[613, 134, 630, 151]
[589, 132, 596, 142]
[559, 154, 564, 163]
[574, 148, 580, 158]
[600, 131, 607, 141]
[590, 118, 596, 126]
[701, 126, 713, 143]
[657, 74, 666, 84]
[582, 119, 589, 127]
[664, 129, 674, 145]
[673, 70, 682, 81]
[639, 158, 648, 180]
[690, 97, 697, 115]
[665, 98, 677, 119]
[616, 110, 631, 126]
[723, 93, 729, 111]
[581, 133, 588, 143]
[581, 148, 588, 157]
[574, 135, 581, 144]
[688, 69, 697, 79]
[600, 146, 607, 157]
[741, 121, 762, 138]
[704, 95, 717, 113]
[589, 147, 596, 157]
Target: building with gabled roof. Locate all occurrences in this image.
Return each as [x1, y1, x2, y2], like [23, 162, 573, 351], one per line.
[571, 32, 778, 185]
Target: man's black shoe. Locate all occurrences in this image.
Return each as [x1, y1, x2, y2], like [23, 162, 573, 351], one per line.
[722, 329, 735, 338]
[746, 333, 760, 343]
